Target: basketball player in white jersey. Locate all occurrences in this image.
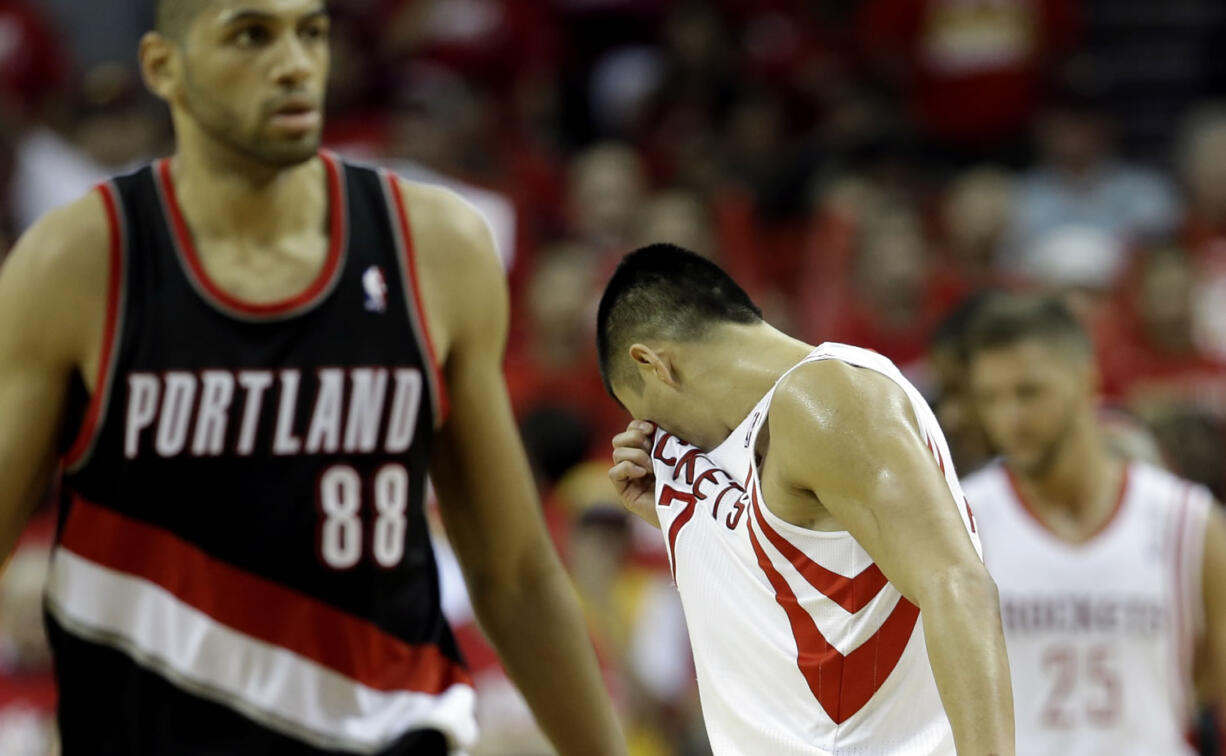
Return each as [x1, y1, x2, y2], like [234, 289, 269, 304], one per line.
[959, 293, 1226, 755]
[602, 244, 1014, 755]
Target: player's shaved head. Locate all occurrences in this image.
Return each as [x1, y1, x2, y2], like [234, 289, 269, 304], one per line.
[964, 293, 1093, 364]
[597, 244, 762, 397]
[155, 0, 211, 40]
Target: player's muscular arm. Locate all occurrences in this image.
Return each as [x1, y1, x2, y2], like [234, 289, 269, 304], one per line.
[402, 182, 626, 756]
[770, 363, 1014, 756]
[1199, 503, 1226, 709]
[0, 195, 109, 563]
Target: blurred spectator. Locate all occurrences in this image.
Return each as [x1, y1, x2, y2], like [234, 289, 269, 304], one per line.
[637, 1, 734, 166]
[505, 245, 623, 453]
[632, 188, 716, 259]
[1006, 84, 1181, 280]
[555, 462, 704, 756]
[0, 0, 69, 228]
[1018, 224, 1123, 332]
[807, 207, 951, 374]
[1179, 104, 1226, 362]
[351, 64, 519, 270]
[0, 0, 68, 119]
[380, 0, 560, 91]
[719, 88, 816, 220]
[935, 165, 1017, 289]
[1182, 104, 1226, 241]
[1099, 245, 1226, 421]
[857, 0, 1079, 163]
[10, 62, 164, 232]
[565, 142, 648, 261]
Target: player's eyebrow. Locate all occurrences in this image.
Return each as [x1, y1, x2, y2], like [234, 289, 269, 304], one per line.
[218, 7, 327, 27]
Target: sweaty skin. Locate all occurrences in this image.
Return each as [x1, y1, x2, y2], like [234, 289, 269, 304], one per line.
[610, 335, 1014, 756]
[0, 2, 624, 753]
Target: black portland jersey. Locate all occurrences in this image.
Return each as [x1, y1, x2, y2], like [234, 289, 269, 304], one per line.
[46, 152, 473, 755]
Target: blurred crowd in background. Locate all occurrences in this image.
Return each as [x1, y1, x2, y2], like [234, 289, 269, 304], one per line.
[3, 0, 1226, 754]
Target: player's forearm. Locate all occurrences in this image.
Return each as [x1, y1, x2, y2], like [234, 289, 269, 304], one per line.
[467, 546, 627, 756]
[918, 566, 1014, 756]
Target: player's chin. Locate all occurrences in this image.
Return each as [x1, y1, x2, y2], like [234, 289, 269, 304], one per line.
[254, 135, 322, 167]
[1007, 449, 1044, 474]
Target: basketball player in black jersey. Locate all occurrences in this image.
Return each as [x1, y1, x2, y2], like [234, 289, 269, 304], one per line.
[0, 1, 625, 754]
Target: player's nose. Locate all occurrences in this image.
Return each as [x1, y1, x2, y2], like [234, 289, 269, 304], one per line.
[271, 35, 316, 89]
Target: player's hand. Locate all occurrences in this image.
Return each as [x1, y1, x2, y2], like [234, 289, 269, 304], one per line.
[609, 420, 659, 529]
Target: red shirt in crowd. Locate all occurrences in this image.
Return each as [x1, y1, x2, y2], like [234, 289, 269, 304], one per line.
[856, 0, 1079, 147]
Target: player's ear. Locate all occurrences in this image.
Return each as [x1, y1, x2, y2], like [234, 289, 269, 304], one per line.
[139, 31, 179, 103]
[628, 343, 679, 389]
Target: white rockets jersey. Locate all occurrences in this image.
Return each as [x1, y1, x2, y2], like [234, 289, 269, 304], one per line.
[962, 460, 1210, 756]
[651, 343, 981, 755]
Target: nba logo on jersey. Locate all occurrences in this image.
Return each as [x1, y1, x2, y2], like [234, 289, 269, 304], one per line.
[363, 266, 388, 312]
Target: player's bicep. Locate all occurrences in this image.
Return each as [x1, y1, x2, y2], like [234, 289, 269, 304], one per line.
[0, 219, 90, 550]
[773, 366, 984, 604]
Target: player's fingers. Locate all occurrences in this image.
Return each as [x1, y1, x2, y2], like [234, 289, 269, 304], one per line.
[608, 459, 649, 483]
[611, 429, 651, 451]
[611, 446, 650, 468]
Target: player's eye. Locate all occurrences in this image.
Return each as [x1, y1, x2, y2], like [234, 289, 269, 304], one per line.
[233, 24, 273, 47]
[300, 20, 329, 43]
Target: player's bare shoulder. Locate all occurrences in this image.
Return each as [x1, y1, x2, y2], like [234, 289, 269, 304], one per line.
[770, 358, 916, 442]
[766, 357, 929, 502]
[391, 178, 504, 362]
[0, 190, 113, 372]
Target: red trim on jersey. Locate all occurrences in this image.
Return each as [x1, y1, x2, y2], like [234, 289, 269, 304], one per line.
[63, 184, 123, 468]
[386, 175, 449, 425]
[661, 485, 699, 581]
[746, 494, 920, 724]
[1004, 462, 1131, 545]
[157, 152, 346, 318]
[925, 434, 947, 477]
[59, 496, 472, 695]
[749, 482, 888, 614]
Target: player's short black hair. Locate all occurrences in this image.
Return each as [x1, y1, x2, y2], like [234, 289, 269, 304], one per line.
[597, 243, 762, 397]
[964, 292, 1092, 362]
[155, 0, 210, 40]
[930, 290, 998, 363]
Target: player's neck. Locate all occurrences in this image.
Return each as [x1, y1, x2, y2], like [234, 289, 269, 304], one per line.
[1012, 424, 1125, 537]
[168, 139, 325, 246]
[692, 323, 815, 433]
